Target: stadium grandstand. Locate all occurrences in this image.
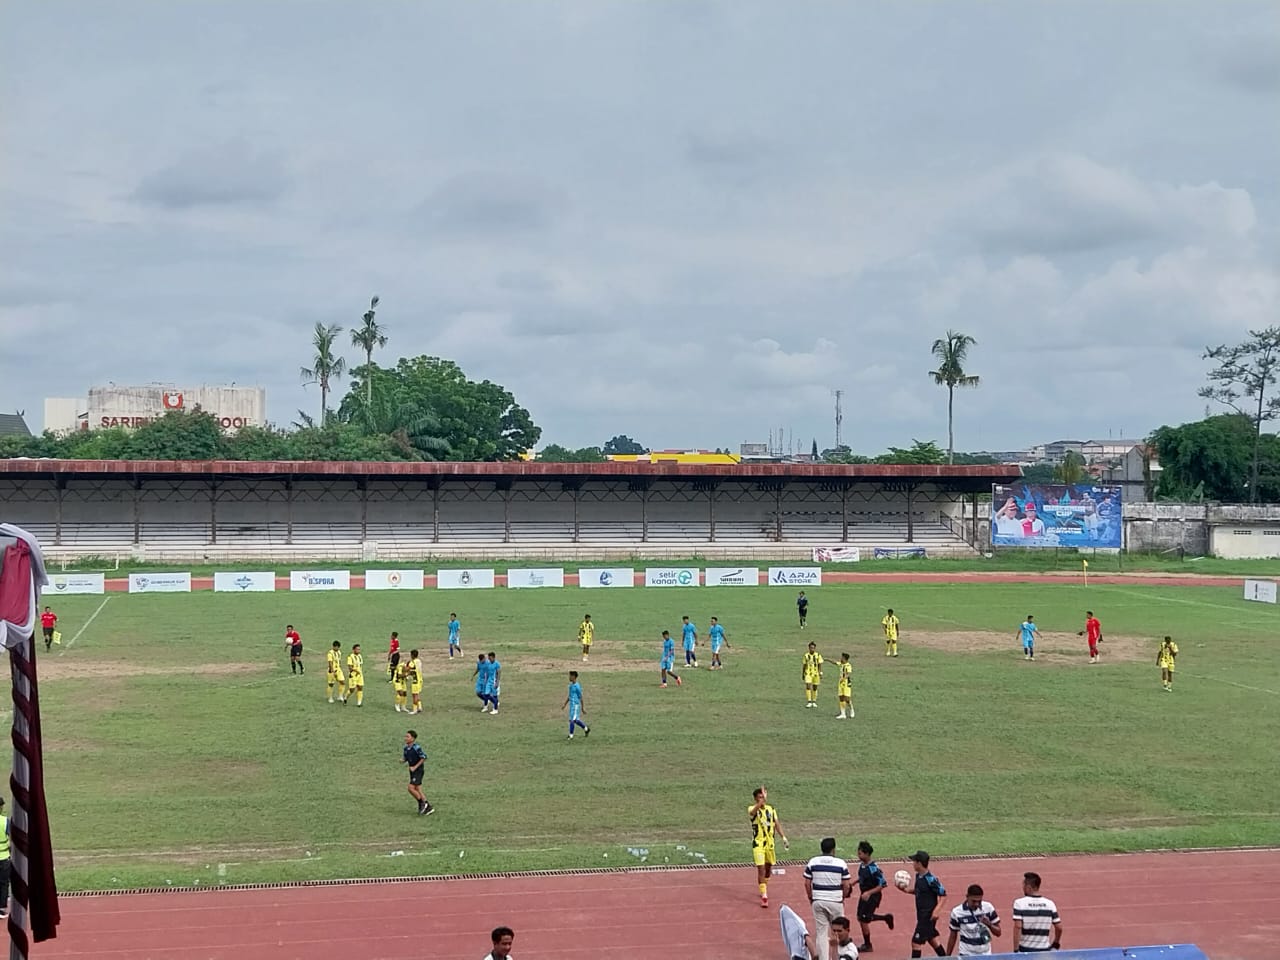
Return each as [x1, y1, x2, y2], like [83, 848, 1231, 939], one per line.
[0, 459, 1018, 562]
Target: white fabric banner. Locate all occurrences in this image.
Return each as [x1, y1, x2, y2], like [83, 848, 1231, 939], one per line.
[47, 573, 106, 595]
[213, 572, 276, 593]
[1244, 579, 1278, 604]
[507, 568, 565, 589]
[437, 569, 496, 590]
[365, 569, 426, 591]
[644, 567, 701, 587]
[128, 572, 192, 593]
[289, 570, 352, 592]
[812, 546, 860, 563]
[768, 566, 823, 587]
[579, 567, 634, 588]
[705, 567, 759, 587]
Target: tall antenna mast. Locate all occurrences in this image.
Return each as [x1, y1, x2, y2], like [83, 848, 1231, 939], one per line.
[833, 389, 844, 450]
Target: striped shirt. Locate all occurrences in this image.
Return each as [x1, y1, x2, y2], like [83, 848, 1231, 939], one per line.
[949, 900, 999, 955]
[803, 854, 851, 903]
[1012, 894, 1060, 951]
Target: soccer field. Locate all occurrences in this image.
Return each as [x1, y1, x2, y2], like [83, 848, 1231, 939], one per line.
[36, 579, 1280, 891]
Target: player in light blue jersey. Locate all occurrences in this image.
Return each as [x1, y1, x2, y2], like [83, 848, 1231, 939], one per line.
[470, 653, 488, 709]
[447, 613, 461, 658]
[681, 616, 699, 667]
[708, 617, 730, 669]
[660, 630, 683, 688]
[1018, 615, 1038, 661]
[483, 651, 501, 714]
[562, 670, 590, 739]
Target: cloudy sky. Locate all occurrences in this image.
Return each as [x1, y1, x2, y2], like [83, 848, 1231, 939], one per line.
[2, 1, 1278, 454]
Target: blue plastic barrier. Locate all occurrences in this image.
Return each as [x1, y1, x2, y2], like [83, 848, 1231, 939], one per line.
[984, 946, 1206, 960]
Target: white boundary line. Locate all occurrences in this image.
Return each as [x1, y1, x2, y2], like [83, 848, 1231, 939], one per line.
[61, 596, 111, 654]
[1184, 673, 1280, 697]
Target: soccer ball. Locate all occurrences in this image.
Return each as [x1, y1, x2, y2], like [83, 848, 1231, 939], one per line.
[894, 869, 912, 890]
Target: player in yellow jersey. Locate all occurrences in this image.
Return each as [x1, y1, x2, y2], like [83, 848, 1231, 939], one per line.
[836, 652, 854, 720]
[1156, 635, 1178, 691]
[345, 643, 365, 707]
[802, 641, 824, 708]
[578, 614, 595, 662]
[326, 641, 346, 704]
[392, 659, 409, 712]
[749, 785, 789, 908]
[882, 608, 900, 657]
[406, 648, 424, 715]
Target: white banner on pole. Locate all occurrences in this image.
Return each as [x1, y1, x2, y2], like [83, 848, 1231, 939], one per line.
[768, 566, 823, 587]
[644, 567, 701, 587]
[365, 569, 425, 591]
[128, 572, 192, 593]
[579, 568, 634, 588]
[812, 546, 860, 563]
[1244, 579, 1278, 604]
[47, 573, 106, 595]
[289, 570, 352, 592]
[437, 569, 496, 590]
[705, 567, 759, 587]
[213, 572, 276, 593]
[507, 568, 565, 589]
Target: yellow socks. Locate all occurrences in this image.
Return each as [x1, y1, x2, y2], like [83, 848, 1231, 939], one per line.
[759, 882, 767, 896]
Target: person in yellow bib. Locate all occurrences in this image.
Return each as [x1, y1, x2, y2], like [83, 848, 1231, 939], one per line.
[0, 797, 10, 921]
[749, 785, 789, 909]
[392, 659, 409, 712]
[578, 614, 595, 663]
[407, 648, 424, 715]
[345, 643, 365, 707]
[1157, 636, 1178, 692]
[803, 642, 824, 708]
[326, 641, 346, 704]
[882, 608, 900, 657]
[836, 652, 854, 720]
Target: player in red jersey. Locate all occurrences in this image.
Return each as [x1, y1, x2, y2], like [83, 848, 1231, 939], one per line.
[1078, 611, 1102, 664]
[386, 631, 401, 682]
[284, 624, 304, 674]
[40, 607, 58, 651]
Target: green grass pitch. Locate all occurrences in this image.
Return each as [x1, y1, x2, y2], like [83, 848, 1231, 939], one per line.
[35, 580, 1280, 891]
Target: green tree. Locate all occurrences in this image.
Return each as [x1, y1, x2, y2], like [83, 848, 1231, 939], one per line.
[810, 438, 819, 459]
[1199, 327, 1280, 502]
[341, 357, 540, 460]
[928, 330, 981, 464]
[337, 390, 450, 461]
[1149, 414, 1256, 502]
[349, 296, 386, 415]
[1055, 450, 1087, 484]
[282, 423, 414, 461]
[300, 322, 347, 425]
[539, 443, 607, 463]
[875, 439, 947, 465]
[220, 425, 292, 461]
[602, 434, 646, 455]
[122, 410, 224, 460]
[820, 445, 872, 464]
[1020, 463, 1058, 484]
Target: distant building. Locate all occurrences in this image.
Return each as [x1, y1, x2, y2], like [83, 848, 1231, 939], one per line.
[45, 384, 266, 434]
[0, 413, 32, 438]
[1096, 444, 1161, 501]
[608, 450, 742, 465]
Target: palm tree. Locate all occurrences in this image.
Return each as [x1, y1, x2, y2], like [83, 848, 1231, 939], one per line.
[300, 322, 347, 425]
[340, 391, 450, 460]
[349, 295, 386, 411]
[928, 331, 981, 464]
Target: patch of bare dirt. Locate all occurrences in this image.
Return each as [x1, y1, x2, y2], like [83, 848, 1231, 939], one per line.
[911, 630, 1149, 664]
[514, 655, 654, 674]
[42, 661, 268, 681]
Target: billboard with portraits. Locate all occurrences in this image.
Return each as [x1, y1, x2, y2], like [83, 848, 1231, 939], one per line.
[991, 482, 1122, 549]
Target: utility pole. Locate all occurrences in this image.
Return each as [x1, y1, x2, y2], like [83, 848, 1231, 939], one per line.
[833, 389, 844, 450]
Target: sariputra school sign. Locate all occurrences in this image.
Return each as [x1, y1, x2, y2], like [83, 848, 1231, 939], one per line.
[88, 385, 264, 431]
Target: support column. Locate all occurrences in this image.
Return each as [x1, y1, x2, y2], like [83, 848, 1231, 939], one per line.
[840, 483, 849, 543]
[285, 480, 294, 545]
[432, 482, 441, 544]
[641, 484, 649, 543]
[774, 485, 783, 542]
[210, 479, 218, 545]
[708, 483, 717, 542]
[971, 493, 979, 546]
[906, 484, 916, 544]
[503, 484, 512, 544]
[54, 477, 65, 546]
[573, 485, 581, 544]
[132, 479, 142, 546]
[359, 479, 368, 542]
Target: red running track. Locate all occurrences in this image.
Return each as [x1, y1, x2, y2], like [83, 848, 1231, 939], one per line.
[37, 848, 1280, 960]
[101, 571, 1253, 591]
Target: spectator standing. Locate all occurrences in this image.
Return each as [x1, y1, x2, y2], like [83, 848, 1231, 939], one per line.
[0, 798, 9, 920]
[1012, 872, 1062, 952]
[483, 925, 514, 960]
[804, 837, 853, 960]
[946, 884, 1001, 956]
[829, 917, 860, 959]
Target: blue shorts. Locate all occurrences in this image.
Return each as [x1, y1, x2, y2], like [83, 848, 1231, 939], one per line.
[569, 703, 581, 722]
[661, 657, 675, 671]
[711, 642, 723, 653]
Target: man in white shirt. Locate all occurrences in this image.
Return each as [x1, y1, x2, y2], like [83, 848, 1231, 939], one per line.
[482, 925, 514, 960]
[1012, 872, 1062, 953]
[946, 884, 1001, 956]
[804, 837, 853, 960]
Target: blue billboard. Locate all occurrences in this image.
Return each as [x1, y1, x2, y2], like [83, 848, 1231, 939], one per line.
[991, 482, 1122, 549]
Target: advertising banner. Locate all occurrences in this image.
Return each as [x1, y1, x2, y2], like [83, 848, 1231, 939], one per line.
[437, 569, 496, 590]
[812, 547, 860, 563]
[289, 570, 352, 592]
[992, 483, 1123, 548]
[579, 567, 634, 588]
[365, 569, 426, 591]
[768, 567, 823, 587]
[47, 573, 106, 595]
[644, 567, 700, 587]
[1244, 579, 1278, 604]
[704, 567, 760, 587]
[128, 572, 192, 593]
[213, 572, 276, 593]
[507, 568, 565, 589]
